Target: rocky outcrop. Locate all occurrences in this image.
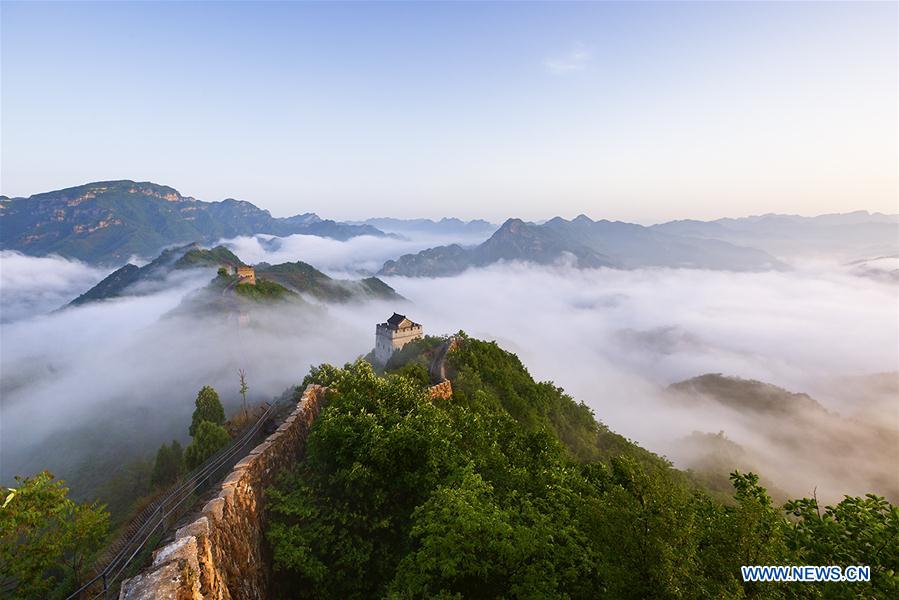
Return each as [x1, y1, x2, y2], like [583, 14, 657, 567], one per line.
[119, 384, 328, 600]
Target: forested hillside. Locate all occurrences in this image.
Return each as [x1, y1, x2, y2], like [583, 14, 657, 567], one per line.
[266, 336, 899, 599]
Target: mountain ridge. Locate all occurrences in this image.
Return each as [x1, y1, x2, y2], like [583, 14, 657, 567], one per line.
[67, 242, 400, 308]
[652, 211, 899, 259]
[0, 180, 387, 264]
[379, 215, 783, 276]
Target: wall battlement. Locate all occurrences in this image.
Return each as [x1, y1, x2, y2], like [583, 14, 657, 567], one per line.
[119, 385, 328, 600]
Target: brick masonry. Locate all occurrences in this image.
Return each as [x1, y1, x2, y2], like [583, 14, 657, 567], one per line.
[119, 384, 327, 600]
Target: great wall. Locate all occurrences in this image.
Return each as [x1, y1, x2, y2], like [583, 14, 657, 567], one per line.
[118, 326, 457, 599]
[119, 385, 327, 600]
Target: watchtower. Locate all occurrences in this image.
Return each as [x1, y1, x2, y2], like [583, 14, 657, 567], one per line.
[375, 313, 423, 364]
[236, 266, 256, 285]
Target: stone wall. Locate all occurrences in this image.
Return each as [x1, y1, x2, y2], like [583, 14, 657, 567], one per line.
[119, 384, 328, 600]
[427, 379, 453, 400]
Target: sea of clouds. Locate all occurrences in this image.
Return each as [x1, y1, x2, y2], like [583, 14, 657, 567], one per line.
[222, 229, 491, 277]
[0, 233, 896, 502]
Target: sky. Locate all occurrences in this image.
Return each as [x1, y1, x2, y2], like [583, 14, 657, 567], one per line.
[1, 1, 896, 222]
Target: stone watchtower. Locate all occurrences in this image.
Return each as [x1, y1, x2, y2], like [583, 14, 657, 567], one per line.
[236, 266, 256, 285]
[375, 313, 423, 364]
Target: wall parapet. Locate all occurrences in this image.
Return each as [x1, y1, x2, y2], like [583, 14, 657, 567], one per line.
[119, 384, 328, 600]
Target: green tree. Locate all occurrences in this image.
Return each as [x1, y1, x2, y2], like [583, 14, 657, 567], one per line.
[268, 361, 464, 598]
[0, 471, 108, 599]
[388, 469, 520, 597]
[269, 361, 600, 598]
[785, 493, 899, 597]
[189, 385, 225, 437]
[150, 440, 184, 488]
[583, 455, 700, 599]
[391, 362, 430, 388]
[269, 340, 899, 600]
[693, 471, 790, 599]
[184, 421, 231, 470]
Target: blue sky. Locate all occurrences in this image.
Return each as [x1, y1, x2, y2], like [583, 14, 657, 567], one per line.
[2, 1, 896, 222]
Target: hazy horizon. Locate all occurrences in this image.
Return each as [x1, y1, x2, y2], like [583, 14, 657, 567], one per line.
[3, 177, 897, 227]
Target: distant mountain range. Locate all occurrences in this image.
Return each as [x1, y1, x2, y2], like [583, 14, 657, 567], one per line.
[68, 243, 400, 308]
[4, 180, 895, 275]
[379, 215, 784, 276]
[0, 180, 386, 264]
[348, 217, 497, 238]
[652, 211, 898, 259]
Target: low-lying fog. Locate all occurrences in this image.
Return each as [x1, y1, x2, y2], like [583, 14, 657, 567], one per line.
[1, 233, 896, 504]
[223, 228, 492, 277]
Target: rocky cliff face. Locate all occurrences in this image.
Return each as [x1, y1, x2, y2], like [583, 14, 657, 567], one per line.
[119, 385, 328, 600]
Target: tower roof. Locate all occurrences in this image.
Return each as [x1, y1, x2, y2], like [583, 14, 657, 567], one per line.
[380, 312, 420, 330]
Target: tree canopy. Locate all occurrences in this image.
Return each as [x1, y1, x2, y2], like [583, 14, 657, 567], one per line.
[267, 338, 899, 599]
[189, 385, 225, 437]
[0, 471, 108, 599]
[150, 440, 184, 488]
[185, 421, 231, 470]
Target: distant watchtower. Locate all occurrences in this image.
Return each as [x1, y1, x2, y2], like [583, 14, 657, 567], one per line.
[236, 266, 256, 285]
[375, 313, 423, 364]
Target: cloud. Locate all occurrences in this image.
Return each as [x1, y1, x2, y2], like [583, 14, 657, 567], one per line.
[216, 229, 491, 278]
[542, 43, 591, 73]
[1, 243, 896, 504]
[351, 262, 897, 501]
[0, 251, 107, 323]
[0, 271, 373, 493]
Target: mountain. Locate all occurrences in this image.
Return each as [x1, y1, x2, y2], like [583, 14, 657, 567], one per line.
[69, 243, 400, 308]
[173, 245, 246, 270]
[652, 211, 899, 260]
[254, 261, 403, 303]
[543, 215, 784, 270]
[0, 180, 386, 264]
[379, 215, 782, 277]
[668, 373, 829, 417]
[68, 243, 242, 306]
[350, 217, 497, 237]
[379, 218, 614, 276]
[667, 373, 899, 501]
[845, 254, 899, 283]
[173, 261, 402, 318]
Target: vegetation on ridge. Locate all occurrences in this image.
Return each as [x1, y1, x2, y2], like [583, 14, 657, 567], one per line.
[266, 337, 899, 599]
[255, 260, 402, 303]
[1, 472, 109, 599]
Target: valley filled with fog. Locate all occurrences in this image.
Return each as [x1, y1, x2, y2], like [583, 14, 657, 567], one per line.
[1, 227, 897, 505]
